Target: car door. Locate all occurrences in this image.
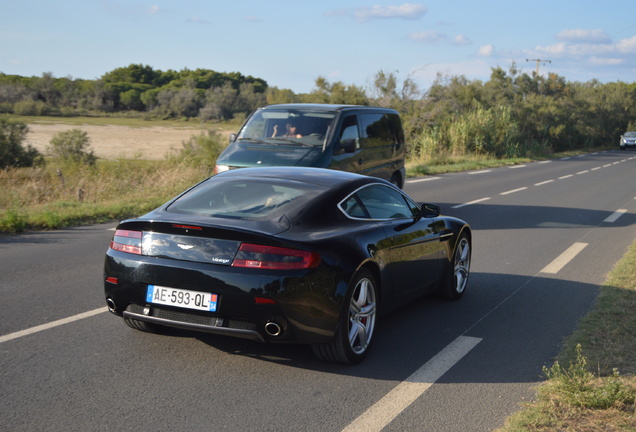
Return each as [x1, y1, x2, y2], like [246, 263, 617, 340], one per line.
[330, 114, 364, 174]
[345, 184, 445, 300]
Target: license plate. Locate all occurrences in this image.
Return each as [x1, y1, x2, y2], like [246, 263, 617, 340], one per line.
[146, 285, 218, 312]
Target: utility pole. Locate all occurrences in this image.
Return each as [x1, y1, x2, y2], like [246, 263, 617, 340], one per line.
[525, 58, 551, 75]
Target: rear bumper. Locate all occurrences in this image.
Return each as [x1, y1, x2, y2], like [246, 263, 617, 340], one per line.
[104, 250, 347, 344]
[123, 307, 266, 342]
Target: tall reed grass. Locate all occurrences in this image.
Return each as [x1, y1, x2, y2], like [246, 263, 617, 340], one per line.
[409, 106, 551, 161]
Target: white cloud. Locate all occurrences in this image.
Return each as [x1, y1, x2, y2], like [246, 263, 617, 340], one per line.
[616, 35, 636, 53]
[530, 33, 636, 59]
[555, 29, 611, 44]
[589, 56, 623, 65]
[148, 5, 161, 14]
[409, 32, 471, 45]
[532, 42, 567, 57]
[350, 4, 428, 22]
[454, 34, 471, 45]
[478, 45, 494, 57]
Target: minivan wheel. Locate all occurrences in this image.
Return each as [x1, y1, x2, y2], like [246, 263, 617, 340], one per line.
[389, 173, 402, 189]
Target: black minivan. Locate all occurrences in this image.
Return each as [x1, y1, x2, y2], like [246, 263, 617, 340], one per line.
[214, 104, 407, 188]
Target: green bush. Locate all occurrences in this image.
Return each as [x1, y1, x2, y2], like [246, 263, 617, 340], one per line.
[543, 344, 635, 409]
[47, 128, 96, 166]
[168, 130, 226, 169]
[0, 209, 28, 233]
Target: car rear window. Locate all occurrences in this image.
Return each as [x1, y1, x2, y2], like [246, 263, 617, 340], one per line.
[166, 179, 311, 219]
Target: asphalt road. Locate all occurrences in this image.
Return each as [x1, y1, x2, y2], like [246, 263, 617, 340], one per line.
[1, 150, 635, 431]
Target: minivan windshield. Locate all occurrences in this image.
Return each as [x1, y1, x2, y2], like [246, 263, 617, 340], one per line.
[237, 109, 336, 147]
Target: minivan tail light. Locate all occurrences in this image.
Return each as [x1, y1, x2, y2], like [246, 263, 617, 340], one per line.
[110, 229, 142, 255]
[232, 243, 320, 270]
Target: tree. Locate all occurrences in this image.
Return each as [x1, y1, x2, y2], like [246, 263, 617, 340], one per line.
[0, 117, 44, 168]
[308, 77, 368, 105]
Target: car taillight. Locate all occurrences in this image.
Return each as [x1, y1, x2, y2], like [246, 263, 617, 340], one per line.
[110, 229, 142, 255]
[232, 243, 320, 270]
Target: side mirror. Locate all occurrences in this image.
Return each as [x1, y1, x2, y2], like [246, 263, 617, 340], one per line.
[340, 138, 357, 153]
[229, 133, 237, 143]
[421, 203, 440, 218]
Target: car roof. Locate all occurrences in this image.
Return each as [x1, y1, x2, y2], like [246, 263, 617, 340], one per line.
[259, 103, 398, 114]
[215, 166, 380, 188]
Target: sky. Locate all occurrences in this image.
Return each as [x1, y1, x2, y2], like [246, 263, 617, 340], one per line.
[2, 1, 636, 94]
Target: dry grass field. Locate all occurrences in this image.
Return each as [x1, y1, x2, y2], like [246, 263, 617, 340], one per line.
[25, 123, 211, 160]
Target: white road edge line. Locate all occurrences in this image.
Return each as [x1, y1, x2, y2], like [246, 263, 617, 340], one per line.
[0, 307, 108, 344]
[452, 197, 490, 209]
[604, 209, 627, 223]
[341, 336, 482, 432]
[407, 177, 441, 183]
[540, 242, 588, 274]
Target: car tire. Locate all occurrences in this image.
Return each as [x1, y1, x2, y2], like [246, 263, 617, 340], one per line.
[124, 317, 166, 333]
[439, 233, 471, 300]
[312, 268, 378, 364]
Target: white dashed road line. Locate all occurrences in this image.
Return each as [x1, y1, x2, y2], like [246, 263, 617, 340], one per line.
[534, 179, 554, 186]
[604, 209, 628, 223]
[0, 307, 107, 344]
[452, 197, 491, 209]
[540, 242, 588, 274]
[500, 187, 527, 196]
[342, 336, 482, 432]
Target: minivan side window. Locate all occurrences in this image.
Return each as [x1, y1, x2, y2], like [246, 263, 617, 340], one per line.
[359, 113, 393, 144]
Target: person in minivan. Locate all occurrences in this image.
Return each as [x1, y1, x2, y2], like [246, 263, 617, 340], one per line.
[272, 121, 302, 138]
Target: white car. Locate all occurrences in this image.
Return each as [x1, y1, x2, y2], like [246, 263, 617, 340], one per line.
[619, 131, 636, 150]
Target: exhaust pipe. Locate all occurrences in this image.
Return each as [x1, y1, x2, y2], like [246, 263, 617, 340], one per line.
[264, 321, 282, 337]
[106, 298, 117, 313]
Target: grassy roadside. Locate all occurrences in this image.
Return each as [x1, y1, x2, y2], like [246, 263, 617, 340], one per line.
[0, 143, 612, 233]
[496, 241, 636, 431]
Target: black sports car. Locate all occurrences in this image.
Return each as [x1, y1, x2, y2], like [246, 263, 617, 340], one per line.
[104, 167, 471, 364]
